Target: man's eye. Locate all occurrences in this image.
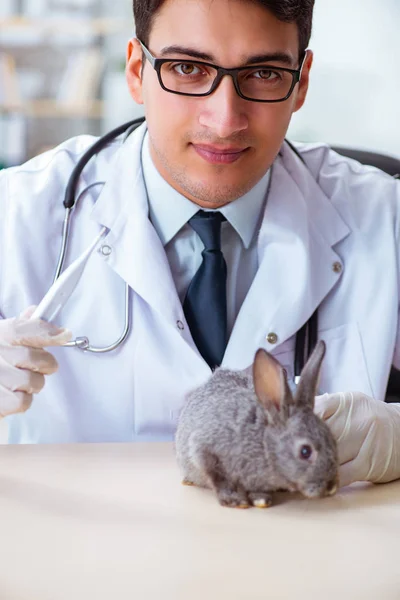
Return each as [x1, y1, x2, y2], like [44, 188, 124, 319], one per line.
[253, 69, 280, 81]
[173, 63, 201, 76]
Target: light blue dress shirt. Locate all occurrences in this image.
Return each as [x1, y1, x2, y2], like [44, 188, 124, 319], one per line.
[141, 132, 271, 336]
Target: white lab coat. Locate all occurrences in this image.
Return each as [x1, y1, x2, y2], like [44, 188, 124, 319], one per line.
[1, 122, 400, 443]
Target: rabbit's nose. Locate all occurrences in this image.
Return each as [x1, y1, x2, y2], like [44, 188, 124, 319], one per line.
[326, 479, 337, 496]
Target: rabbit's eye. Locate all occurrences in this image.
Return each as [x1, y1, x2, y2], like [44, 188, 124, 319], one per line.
[300, 444, 313, 460]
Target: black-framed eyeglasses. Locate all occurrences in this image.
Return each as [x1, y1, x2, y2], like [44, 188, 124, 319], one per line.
[139, 40, 307, 103]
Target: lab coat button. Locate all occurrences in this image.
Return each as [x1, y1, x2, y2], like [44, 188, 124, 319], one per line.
[177, 320, 185, 331]
[100, 245, 112, 257]
[332, 261, 342, 274]
[266, 332, 278, 344]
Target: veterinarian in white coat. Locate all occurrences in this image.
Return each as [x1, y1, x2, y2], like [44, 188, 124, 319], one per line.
[0, 0, 400, 489]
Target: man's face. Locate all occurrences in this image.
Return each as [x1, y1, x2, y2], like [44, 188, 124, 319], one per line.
[126, 0, 313, 208]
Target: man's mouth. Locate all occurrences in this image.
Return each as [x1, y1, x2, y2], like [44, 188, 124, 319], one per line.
[191, 143, 250, 165]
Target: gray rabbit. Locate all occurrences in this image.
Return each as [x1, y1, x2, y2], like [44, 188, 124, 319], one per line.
[175, 340, 338, 508]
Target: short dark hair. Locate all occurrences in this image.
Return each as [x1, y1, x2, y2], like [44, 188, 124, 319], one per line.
[133, 0, 315, 57]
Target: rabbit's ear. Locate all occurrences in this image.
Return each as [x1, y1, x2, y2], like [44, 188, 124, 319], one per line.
[295, 340, 326, 410]
[253, 348, 293, 418]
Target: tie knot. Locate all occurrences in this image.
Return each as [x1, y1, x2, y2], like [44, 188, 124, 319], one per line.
[188, 210, 226, 251]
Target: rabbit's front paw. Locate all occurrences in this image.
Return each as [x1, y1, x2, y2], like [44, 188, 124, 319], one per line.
[248, 492, 273, 508]
[217, 488, 250, 509]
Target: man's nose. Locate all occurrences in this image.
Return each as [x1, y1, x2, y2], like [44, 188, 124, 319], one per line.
[198, 74, 249, 138]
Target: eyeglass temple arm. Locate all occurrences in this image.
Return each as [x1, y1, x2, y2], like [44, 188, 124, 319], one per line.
[138, 40, 156, 67]
[299, 49, 310, 78]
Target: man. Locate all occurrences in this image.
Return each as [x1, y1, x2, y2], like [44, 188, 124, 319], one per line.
[0, 0, 399, 488]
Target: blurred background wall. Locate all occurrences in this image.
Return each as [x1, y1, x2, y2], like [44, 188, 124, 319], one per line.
[288, 0, 400, 159]
[0, 0, 399, 168]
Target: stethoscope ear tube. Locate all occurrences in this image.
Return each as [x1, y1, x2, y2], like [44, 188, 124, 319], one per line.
[63, 117, 145, 209]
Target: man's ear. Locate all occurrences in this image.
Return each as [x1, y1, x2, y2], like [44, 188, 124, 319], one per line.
[126, 38, 144, 104]
[293, 49, 313, 113]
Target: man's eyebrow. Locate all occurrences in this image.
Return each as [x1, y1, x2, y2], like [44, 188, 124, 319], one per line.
[159, 46, 216, 61]
[246, 52, 295, 67]
[159, 46, 296, 67]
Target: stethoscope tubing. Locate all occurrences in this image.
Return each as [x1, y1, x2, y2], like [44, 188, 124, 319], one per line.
[63, 118, 144, 209]
[55, 118, 145, 353]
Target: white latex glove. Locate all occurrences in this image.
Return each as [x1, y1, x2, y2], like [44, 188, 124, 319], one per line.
[0, 307, 72, 417]
[315, 391, 400, 488]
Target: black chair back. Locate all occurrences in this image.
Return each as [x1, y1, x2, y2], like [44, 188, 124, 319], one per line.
[331, 146, 400, 179]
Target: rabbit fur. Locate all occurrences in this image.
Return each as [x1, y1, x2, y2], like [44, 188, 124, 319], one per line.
[175, 340, 338, 508]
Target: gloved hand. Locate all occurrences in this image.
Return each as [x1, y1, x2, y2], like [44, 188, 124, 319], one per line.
[0, 307, 72, 417]
[315, 391, 400, 488]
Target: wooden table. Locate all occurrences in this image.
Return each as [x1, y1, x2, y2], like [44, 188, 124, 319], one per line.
[0, 443, 399, 600]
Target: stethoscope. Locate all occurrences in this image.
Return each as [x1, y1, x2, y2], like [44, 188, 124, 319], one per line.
[57, 116, 318, 379]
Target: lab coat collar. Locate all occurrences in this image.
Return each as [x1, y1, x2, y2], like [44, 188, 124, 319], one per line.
[90, 122, 187, 330]
[223, 144, 351, 369]
[277, 141, 350, 249]
[90, 123, 148, 231]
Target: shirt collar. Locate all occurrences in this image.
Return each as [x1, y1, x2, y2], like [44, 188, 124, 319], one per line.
[141, 132, 270, 249]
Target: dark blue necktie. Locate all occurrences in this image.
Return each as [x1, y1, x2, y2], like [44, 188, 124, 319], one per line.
[183, 210, 228, 369]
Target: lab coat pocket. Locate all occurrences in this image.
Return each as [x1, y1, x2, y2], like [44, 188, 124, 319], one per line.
[318, 323, 373, 397]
